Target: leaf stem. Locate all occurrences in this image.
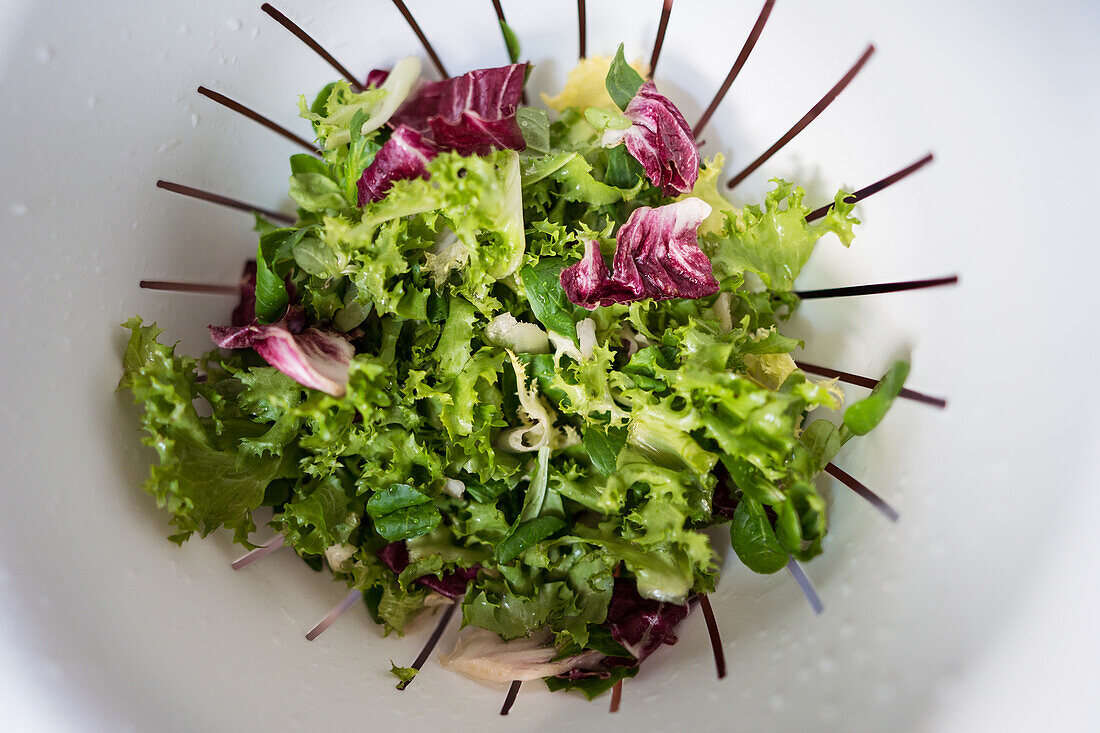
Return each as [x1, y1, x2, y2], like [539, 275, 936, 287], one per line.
[391, 0, 449, 78]
[805, 153, 934, 222]
[490, 0, 528, 103]
[577, 0, 587, 59]
[230, 535, 285, 570]
[693, 0, 776, 137]
[609, 679, 623, 713]
[500, 679, 522, 715]
[727, 44, 875, 188]
[786, 559, 824, 615]
[648, 0, 674, 78]
[140, 280, 238, 296]
[155, 180, 294, 224]
[398, 602, 459, 690]
[698, 594, 727, 679]
[260, 4, 362, 89]
[794, 275, 958, 300]
[795, 361, 947, 408]
[825, 463, 900, 522]
[197, 86, 319, 155]
[305, 589, 361, 641]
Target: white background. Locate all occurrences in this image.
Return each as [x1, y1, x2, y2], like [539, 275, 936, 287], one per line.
[1, 1, 1097, 731]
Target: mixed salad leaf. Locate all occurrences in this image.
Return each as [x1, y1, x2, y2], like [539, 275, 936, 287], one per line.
[120, 46, 908, 697]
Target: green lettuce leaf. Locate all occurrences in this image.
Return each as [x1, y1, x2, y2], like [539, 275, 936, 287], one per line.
[581, 424, 627, 476]
[517, 107, 550, 155]
[119, 319, 284, 544]
[544, 665, 639, 699]
[390, 662, 419, 690]
[729, 496, 788, 574]
[605, 44, 645, 111]
[298, 57, 419, 151]
[499, 19, 522, 64]
[366, 484, 442, 542]
[495, 516, 566, 564]
[348, 150, 526, 308]
[703, 179, 860, 291]
[843, 360, 909, 436]
[278, 473, 362, 556]
[518, 256, 582, 342]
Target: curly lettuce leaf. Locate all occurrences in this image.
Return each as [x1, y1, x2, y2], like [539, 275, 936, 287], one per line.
[299, 56, 421, 150]
[703, 179, 860, 291]
[119, 319, 284, 544]
[464, 544, 614, 642]
[346, 150, 525, 307]
[390, 663, 419, 690]
[278, 473, 362, 556]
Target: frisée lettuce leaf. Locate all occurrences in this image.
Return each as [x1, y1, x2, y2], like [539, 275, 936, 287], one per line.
[119, 48, 918, 699]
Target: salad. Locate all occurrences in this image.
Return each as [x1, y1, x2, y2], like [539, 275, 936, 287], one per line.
[120, 43, 909, 699]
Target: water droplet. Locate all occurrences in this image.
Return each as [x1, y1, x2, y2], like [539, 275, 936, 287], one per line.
[10, 203, 27, 216]
[34, 46, 52, 64]
[190, 112, 200, 128]
[178, 24, 190, 35]
[768, 693, 785, 712]
[250, 26, 260, 40]
[86, 96, 96, 109]
[226, 18, 242, 31]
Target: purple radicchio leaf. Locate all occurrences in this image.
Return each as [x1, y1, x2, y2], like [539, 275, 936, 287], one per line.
[605, 577, 690, 662]
[558, 240, 637, 310]
[560, 198, 719, 309]
[377, 542, 479, 600]
[549, 578, 691, 683]
[712, 460, 740, 521]
[389, 63, 527, 157]
[231, 260, 257, 327]
[208, 310, 354, 397]
[601, 81, 700, 195]
[356, 125, 438, 205]
[365, 68, 389, 88]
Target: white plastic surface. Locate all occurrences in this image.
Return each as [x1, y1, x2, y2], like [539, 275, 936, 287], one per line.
[0, 1, 1097, 731]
